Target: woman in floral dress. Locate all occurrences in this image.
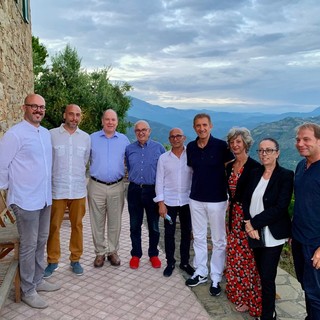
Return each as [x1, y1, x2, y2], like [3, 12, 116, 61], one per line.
[225, 127, 262, 317]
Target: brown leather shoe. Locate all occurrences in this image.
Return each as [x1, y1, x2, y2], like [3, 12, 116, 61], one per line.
[94, 255, 105, 267]
[107, 253, 121, 266]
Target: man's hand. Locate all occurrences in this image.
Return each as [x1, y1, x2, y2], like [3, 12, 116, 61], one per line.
[312, 247, 320, 269]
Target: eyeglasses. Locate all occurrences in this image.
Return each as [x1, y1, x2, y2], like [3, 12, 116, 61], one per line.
[25, 104, 46, 111]
[169, 134, 184, 140]
[134, 128, 149, 133]
[256, 148, 278, 155]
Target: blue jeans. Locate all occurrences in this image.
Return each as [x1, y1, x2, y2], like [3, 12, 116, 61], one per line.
[127, 183, 159, 258]
[292, 239, 320, 320]
[164, 205, 192, 266]
[253, 244, 283, 320]
[11, 204, 51, 296]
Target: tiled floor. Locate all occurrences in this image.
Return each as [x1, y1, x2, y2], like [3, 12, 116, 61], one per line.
[1, 201, 308, 319]
[1, 204, 211, 320]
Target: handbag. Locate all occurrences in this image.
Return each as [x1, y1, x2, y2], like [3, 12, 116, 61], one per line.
[247, 227, 265, 248]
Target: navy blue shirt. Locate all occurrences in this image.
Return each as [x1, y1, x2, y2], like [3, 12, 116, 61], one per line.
[293, 159, 320, 245]
[187, 135, 234, 202]
[125, 139, 165, 185]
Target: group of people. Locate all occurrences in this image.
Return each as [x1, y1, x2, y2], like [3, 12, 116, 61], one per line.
[0, 94, 319, 320]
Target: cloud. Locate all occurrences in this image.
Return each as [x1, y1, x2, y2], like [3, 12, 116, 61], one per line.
[31, 0, 320, 113]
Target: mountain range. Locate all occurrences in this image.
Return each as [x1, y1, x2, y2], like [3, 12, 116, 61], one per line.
[125, 97, 320, 170]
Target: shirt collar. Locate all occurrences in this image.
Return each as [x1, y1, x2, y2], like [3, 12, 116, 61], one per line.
[98, 129, 119, 138]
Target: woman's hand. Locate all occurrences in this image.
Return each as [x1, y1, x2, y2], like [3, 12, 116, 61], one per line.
[244, 220, 260, 239]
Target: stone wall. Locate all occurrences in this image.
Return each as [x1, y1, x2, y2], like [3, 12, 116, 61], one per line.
[0, 0, 33, 138]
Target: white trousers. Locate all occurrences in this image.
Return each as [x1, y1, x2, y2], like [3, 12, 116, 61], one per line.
[189, 199, 227, 284]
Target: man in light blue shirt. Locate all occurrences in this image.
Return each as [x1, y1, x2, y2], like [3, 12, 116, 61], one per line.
[0, 94, 60, 309]
[125, 120, 165, 269]
[88, 109, 130, 268]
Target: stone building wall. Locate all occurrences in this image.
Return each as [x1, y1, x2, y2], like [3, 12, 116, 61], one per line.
[0, 0, 33, 138]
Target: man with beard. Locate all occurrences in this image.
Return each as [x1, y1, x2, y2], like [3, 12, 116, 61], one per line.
[44, 104, 90, 278]
[0, 94, 60, 309]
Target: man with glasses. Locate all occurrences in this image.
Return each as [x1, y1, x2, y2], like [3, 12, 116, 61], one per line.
[0, 94, 60, 309]
[88, 109, 130, 268]
[44, 104, 90, 278]
[125, 120, 165, 269]
[154, 128, 194, 277]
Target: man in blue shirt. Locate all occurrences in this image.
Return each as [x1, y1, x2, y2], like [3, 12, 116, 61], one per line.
[293, 122, 320, 320]
[88, 109, 130, 268]
[125, 120, 165, 269]
[185, 113, 234, 296]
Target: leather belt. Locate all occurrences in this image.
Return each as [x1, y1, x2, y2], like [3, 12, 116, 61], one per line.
[131, 182, 155, 188]
[91, 176, 123, 185]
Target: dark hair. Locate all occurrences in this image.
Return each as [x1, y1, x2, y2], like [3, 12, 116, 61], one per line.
[193, 113, 212, 126]
[259, 137, 279, 151]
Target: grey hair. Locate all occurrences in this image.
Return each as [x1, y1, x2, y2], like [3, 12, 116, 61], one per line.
[227, 127, 254, 152]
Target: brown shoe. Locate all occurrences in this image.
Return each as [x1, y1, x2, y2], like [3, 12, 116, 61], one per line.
[94, 255, 105, 267]
[107, 253, 121, 266]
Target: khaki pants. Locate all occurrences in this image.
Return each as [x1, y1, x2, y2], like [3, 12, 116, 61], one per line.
[87, 179, 125, 256]
[47, 198, 86, 263]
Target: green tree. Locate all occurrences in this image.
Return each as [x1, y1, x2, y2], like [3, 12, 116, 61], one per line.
[34, 44, 132, 133]
[32, 36, 49, 77]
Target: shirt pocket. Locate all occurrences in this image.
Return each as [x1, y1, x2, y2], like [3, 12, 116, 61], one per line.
[53, 145, 65, 157]
[77, 146, 86, 157]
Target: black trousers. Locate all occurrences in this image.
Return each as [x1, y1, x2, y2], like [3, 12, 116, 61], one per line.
[253, 244, 283, 320]
[164, 204, 192, 266]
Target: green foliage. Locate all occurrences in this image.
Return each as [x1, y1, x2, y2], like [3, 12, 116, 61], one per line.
[33, 43, 132, 133]
[32, 36, 49, 77]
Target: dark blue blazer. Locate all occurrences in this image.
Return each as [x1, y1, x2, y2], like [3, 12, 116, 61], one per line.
[243, 163, 294, 240]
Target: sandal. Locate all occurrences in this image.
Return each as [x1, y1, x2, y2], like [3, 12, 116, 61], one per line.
[235, 304, 249, 313]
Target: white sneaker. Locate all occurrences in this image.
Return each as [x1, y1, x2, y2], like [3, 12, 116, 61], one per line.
[22, 292, 48, 309]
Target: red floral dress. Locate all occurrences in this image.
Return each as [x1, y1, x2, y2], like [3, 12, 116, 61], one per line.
[225, 166, 262, 317]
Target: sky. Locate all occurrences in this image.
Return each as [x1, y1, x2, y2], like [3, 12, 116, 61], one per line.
[30, 0, 320, 114]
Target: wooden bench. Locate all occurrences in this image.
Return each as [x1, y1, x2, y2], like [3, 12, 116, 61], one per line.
[0, 193, 20, 311]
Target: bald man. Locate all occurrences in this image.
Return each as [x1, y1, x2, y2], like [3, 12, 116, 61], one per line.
[88, 109, 130, 268]
[45, 104, 90, 278]
[154, 128, 194, 277]
[0, 94, 60, 309]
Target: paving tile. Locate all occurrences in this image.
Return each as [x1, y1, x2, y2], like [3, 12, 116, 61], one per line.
[1, 201, 309, 319]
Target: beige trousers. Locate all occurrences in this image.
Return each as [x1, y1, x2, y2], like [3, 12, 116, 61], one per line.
[87, 178, 125, 256]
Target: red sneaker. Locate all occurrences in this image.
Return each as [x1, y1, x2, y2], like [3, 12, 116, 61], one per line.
[150, 256, 161, 268]
[129, 256, 140, 269]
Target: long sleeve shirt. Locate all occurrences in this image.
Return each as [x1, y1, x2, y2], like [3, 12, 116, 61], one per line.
[50, 124, 90, 199]
[0, 120, 52, 210]
[154, 147, 192, 206]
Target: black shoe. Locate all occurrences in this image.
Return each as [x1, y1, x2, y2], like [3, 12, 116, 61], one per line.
[185, 274, 207, 287]
[209, 281, 221, 296]
[163, 264, 175, 277]
[179, 263, 195, 276]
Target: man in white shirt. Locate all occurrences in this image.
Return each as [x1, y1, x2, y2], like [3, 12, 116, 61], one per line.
[0, 94, 60, 309]
[44, 104, 90, 278]
[154, 128, 194, 277]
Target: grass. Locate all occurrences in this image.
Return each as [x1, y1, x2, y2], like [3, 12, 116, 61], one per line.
[279, 243, 296, 277]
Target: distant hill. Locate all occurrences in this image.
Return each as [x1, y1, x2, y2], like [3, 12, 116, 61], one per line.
[250, 116, 320, 171]
[127, 97, 320, 144]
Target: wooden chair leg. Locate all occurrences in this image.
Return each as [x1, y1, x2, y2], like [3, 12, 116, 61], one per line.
[14, 267, 21, 303]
